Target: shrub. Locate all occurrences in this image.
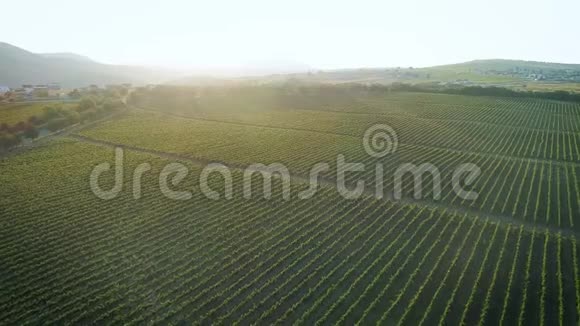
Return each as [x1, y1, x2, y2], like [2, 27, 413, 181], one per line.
[78, 96, 97, 111]
[10, 121, 27, 133]
[42, 106, 62, 120]
[23, 124, 39, 139]
[47, 118, 71, 132]
[28, 115, 43, 125]
[0, 132, 21, 150]
[80, 109, 97, 122]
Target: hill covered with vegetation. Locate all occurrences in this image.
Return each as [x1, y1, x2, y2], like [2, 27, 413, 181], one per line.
[0, 42, 176, 88]
[241, 59, 580, 92]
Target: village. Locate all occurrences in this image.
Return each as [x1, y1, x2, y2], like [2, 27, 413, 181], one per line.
[0, 83, 133, 102]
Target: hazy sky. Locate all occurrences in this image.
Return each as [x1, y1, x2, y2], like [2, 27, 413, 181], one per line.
[2, 0, 579, 70]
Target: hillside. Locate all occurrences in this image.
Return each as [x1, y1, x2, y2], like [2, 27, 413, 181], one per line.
[3, 41, 580, 91]
[422, 59, 580, 83]
[39, 52, 96, 63]
[438, 59, 580, 73]
[239, 59, 580, 92]
[0, 42, 176, 88]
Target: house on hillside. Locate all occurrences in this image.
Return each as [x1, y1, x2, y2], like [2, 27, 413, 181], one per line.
[48, 89, 66, 98]
[22, 84, 34, 94]
[11, 88, 27, 100]
[0, 86, 10, 94]
[33, 85, 49, 97]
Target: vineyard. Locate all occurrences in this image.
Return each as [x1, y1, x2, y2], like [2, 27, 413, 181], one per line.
[80, 92, 580, 232]
[0, 87, 579, 324]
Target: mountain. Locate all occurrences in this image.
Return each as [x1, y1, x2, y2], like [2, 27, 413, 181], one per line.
[0, 42, 177, 88]
[39, 52, 96, 63]
[2, 41, 579, 89]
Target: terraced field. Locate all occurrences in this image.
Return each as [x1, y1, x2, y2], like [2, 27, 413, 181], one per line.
[0, 89, 579, 324]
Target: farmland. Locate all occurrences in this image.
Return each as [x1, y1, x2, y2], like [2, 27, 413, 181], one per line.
[82, 89, 580, 231]
[0, 102, 77, 126]
[0, 86, 579, 324]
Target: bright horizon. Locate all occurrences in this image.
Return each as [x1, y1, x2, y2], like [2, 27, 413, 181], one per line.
[2, 0, 579, 71]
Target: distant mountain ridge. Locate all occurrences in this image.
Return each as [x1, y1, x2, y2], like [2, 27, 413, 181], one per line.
[433, 59, 580, 72]
[2, 41, 580, 89]
[241, 58, 580, 88]
[39, 52, 96, 63]
[0, 42, 176, 88]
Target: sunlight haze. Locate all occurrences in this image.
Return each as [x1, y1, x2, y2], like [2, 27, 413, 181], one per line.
[2, 0, 579, 71]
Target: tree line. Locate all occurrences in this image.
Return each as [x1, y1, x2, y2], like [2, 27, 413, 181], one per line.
[0, 96, 125, 152]
[385, 82, 580, 103]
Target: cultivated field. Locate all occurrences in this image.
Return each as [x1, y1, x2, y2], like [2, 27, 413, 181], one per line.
[0, 102, 77, 125]
[0, 87, 578, 324]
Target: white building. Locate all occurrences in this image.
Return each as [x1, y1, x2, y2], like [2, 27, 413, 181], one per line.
[0, 86, 10, 94]
[22, 84, 34, 94]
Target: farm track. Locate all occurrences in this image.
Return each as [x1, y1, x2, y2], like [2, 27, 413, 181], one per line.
[65, 133, 580, 238]
[132, 106, 580, 168]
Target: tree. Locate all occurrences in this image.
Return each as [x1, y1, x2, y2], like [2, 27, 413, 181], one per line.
[80, 109, 97, 122]
[47, 118, 69, 132]
[0, 132, 21, 150]
[78, 96, 97, 111]
[102, 98, 124, 111]
[62, 110, 80, 124]
[42, 106, 62, 120]
[28, 115, 42, 125]
[68, 89, 81, 99]
[23, 124, 39, 139]
[11, 121, 27, 133]
[102, 98, 114, 111]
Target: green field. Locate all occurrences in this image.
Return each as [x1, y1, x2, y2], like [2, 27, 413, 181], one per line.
[0, 102, 77, 125]
[82, 91, 580, 231]
[0, 87, 579, 324]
